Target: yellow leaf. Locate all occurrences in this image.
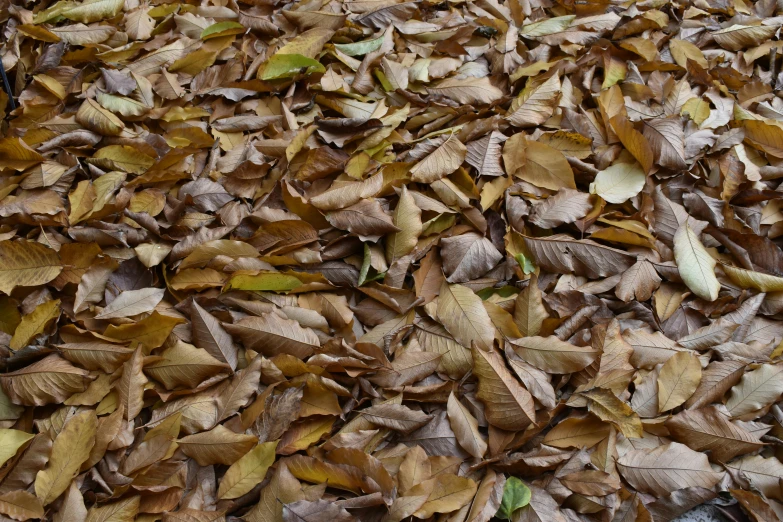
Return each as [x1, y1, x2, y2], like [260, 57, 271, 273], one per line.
[0, 137, 44, 171]
[413, 474, 478, 518]
[582, 388, 643, 438]
[218, 441, 278, 499]
[0, 240, 62, 296]
[35, 410, 97, 505]
[386, 185, 422, 263]
[9, 299, 60, 351]
[76, 98, 125, 136]
[514, 139, 576, 191]
[669, 39, 708, 68]
[0, 429, 34, 467]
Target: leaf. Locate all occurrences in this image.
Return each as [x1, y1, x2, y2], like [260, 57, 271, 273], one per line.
[118, 345, 146, 420]
[326, 199, 400, 242]
[35, 410, 97, 505]
[1, 354, 91, 406]
[283, 500, 355, 522]
[224, 313, 320, 359]
[178, 425, 257, 466]
[617, 442, 724, 496]
[191, 301, 238, 370]
[496, 477, 531, 520]
[513, 275, 548, 337]
[360, 403, 432, 433]
[0, 491, 45, 521]
[712, 24, 779, 51]
[523, 234, 636, 278]
[428, 77, 503, 105]
[0, 240, 62, 295]
[725, 363, 783, 418]
[514, 139, 575, 191]
[725, 455, 783, 500]
[436, 282, 495, 352]
[441, 232, 503, 283]
[508, 336, 598, 374]
[721, 263, 783, 292]
[0, 138, 44, 170]
[673, 222, 720, 301]
[466, 131, 506, 178]
[145, 340, 229, 390]
[582, 388, 643, 438]
[528, 189, 592, 228]
[409, 135, 467, 183]
[589, 161, 646, 204]
[665, 406, 763, 462]
[669, 39, 708, 68]
[10, 299, 60, 350]
[76, 98, 125, 136]
[385, 186, 422, 263]
[657, 351, 702, 412]
[58, 0, 124, 23]
[473, 346, 535, 431]
[507, 75, 561, 127]
[261, 53, 325, 80]
[610, 116, 654, 174]
[413, 474, 478, 518]
[85, 496, 139, 522]
[95, 287, 164, 319]
[642, 118, 687, 170]
[218, 441, 278, 499]
[0, 430, 34, 468]
[446, 392, 487, 458]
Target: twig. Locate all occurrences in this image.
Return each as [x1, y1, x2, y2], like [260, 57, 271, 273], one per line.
[0, 58, 15, 112]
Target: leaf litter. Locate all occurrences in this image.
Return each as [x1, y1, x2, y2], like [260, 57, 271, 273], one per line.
[1, 0, 783, 521]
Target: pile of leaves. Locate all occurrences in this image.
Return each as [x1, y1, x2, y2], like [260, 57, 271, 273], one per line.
[2, 0, 783, 520]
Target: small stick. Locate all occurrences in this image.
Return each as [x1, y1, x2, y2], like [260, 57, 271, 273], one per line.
[0, 58, 16, 112]
[770, 47, 778, 87]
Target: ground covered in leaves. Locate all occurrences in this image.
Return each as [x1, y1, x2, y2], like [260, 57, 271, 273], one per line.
[2, 0, 783, 521]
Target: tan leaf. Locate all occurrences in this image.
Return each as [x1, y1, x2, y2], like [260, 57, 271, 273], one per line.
[0, 491, 44, 521]
[446, 392, 487, 458]
[528, 189, 592, 228]
[726, 363, 783, 418]
[507, 74, 561, 127]
[95, 287, 164, 319]
[1, 354, 92, 406]
[412, 474, 477, 519]
[508, 336, 598, 374]
[441, 232, 502, 283]
[436, 282, 495, 352]
[617, 442, 724, 496]
[409, 135, 467, 184]
[665, 406, 764, 462]
[657, 351, 702, 413]
[473, 345, 535, 431]
[673, 222, 720, 301]
[144, 340, 229, 390]
[224, 313, 320, 359]
[178, 425, 257, 466]
[428, 76, 503, 105]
